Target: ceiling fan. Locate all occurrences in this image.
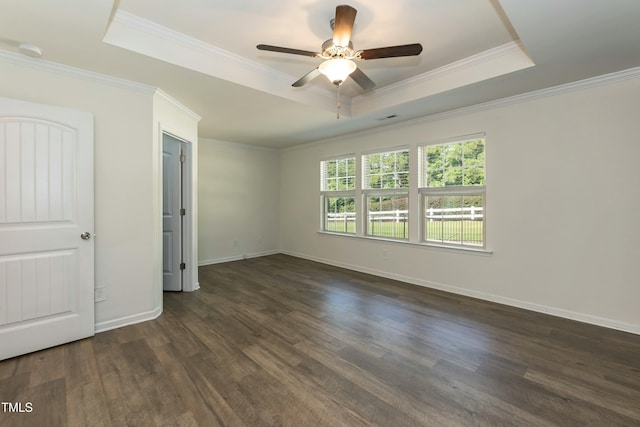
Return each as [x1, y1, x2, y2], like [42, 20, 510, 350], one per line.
[256, 4, 423, 91]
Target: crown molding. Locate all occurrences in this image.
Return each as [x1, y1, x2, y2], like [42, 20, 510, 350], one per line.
[351, 40, 534, 116]
[283, 65, 640, 151]
[155, 89, 201, 121]
[0, 49, 157, 94]
[394, 41, 527, 96]
[105, 10, 341, 114]
[112, 10, 275, 77]
[407, 64, 640, 125]
[199, 136, 280, 152]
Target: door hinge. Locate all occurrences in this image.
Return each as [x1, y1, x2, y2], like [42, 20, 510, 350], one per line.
[180, 153, 186, 163]
[180, 262, 186, 270]
[180, 208, 186, 216]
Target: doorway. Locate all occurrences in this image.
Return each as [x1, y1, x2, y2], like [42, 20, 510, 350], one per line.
[162, 133, 186, 291]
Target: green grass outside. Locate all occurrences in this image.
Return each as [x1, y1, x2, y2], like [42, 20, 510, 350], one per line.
[425, 220, 483, 246]
[325, 219, 483, 246]
[325, 220, 356, 234]
[368, 220, 408, 239]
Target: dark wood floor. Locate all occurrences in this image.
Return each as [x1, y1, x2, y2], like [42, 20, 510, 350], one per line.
[1, 254, 639, 426]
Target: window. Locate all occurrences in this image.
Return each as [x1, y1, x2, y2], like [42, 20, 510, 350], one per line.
[363, 149, 409, 239]
[319, 137, 488, 252]
[321, 156, 356, 234]
[420, 138, 485, 247]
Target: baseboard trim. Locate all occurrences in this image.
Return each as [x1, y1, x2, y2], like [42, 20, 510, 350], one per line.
[95, 305, 163, 334]
[280, 250, 640, 336]
[198, 250, 280, 266]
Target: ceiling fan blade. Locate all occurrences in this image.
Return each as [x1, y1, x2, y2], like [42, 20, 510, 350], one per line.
[359, 43, 423, 60]
[292, 68, 321, 87]
[257, 44, 319, 58]
[350, 67, 375, 90]
[332, 5, 357, 47]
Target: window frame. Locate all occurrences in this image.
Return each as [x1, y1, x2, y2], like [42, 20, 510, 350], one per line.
[320, 155, 357, 235]
[362, 147, 410, 241]
[418, 137, 486, 249]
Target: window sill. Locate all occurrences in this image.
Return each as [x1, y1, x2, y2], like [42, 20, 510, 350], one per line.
[317, 230, 493, 256]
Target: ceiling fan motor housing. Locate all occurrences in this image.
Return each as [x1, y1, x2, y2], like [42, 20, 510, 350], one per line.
[321, 39, 358, 59]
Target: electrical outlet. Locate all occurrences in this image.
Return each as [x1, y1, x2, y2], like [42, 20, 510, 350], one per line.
[382, 250, 388, 259]
[95, 287, 107, 302]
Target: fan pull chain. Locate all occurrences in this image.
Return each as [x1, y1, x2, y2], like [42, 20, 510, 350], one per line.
[336, 83, 341, 119]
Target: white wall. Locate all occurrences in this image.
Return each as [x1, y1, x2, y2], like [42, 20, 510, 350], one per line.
[198, 138, 280, 264]
[4, 52, 638, 337]
[0, 54, 197, 331]
[279, 72, 640, 334]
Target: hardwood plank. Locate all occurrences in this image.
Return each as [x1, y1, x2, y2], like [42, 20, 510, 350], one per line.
[524, 367, 640, 420]
[241, 345, 371, 427]
[0, 371, 30, 402]
[1, 253, 639, 426]
[64, 339, 111, 427]
[1, 377, 66, 427]
[433, 357, 638, 426]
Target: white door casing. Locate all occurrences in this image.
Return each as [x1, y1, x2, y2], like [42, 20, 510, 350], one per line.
[0, 97, 94, 361]
[162, 134, 182, 291]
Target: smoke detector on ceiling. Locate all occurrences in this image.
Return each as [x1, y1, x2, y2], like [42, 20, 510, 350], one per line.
[18, 43, 42, 58]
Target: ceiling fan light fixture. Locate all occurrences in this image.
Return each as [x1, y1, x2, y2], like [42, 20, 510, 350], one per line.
[318, 58, 357, 85]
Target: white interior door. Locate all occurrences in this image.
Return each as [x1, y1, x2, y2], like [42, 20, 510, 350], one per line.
[162, 134, 182, 291]
[0, 97, 94, 361]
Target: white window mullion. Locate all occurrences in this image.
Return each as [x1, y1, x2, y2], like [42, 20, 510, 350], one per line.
[355, 153, 363, 236]
[409, 144, 420, 243]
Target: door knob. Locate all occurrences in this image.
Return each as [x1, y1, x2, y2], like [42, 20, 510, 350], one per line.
[80, 232, 92, 240]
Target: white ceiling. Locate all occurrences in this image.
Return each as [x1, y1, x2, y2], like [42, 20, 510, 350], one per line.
[1, 0, 640, 148]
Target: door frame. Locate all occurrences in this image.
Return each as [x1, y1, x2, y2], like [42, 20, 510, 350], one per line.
[159, 128, 197, 293]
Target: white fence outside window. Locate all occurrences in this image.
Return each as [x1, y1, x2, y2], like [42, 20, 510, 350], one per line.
[326, 207, 484, 223]
[425, 206, 483, 221]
